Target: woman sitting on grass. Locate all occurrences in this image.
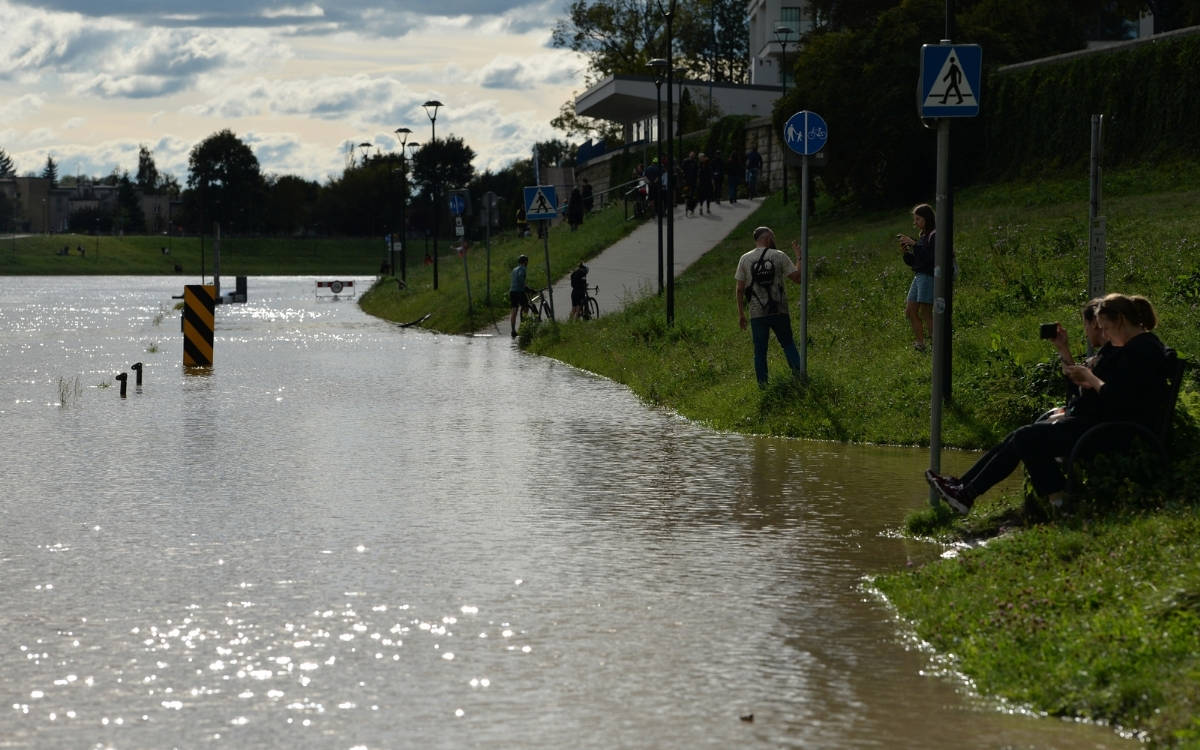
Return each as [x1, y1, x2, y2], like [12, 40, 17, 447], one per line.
[926, 293, 1168, 514]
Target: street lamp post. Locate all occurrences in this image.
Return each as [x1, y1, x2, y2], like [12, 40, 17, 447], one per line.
[422, 100, 444, 290]
[774, 25, 794, 205]
[393, 127, 412, 279]
[649, 58, 668, 296]
[405, 142, 420, 283]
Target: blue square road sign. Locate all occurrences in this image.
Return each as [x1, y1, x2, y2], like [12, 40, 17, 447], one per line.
[920, 44, 982, 118]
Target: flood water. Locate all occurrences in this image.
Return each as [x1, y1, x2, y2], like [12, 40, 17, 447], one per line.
[0, 276, 1134, 749]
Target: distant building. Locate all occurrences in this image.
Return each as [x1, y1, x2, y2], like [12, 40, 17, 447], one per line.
[1, 175, 175, 234]
[747, 0, 815, 87]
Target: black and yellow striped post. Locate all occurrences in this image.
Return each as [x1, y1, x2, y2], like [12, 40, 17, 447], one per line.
[182, 284, 216, 367]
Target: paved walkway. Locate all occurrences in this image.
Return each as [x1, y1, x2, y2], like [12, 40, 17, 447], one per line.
[481, 197, 761, 333]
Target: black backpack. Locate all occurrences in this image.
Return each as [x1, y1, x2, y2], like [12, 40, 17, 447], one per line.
[745, 247, 781, 314]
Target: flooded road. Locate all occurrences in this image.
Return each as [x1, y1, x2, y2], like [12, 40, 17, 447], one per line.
[0, 276, 1133, 748]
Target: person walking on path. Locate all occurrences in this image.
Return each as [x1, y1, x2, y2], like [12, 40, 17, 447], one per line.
[508, 254, 530, 338]
[735, 226, 805, 387]
[726, 151, 743, 203]
[697, 154, 714, 215]
[745, 147, 762, 199]
[711, 150, 725, 205]
[567, 185, 584, 231]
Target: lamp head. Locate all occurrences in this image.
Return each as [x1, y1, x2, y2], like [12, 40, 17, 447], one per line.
[422, 100, 444, 120]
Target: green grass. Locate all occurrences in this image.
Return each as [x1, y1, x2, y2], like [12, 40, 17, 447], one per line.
[0, 233, 390, 276]
[874, 507, 1200, 747]
[358, 201, 644, 333]
[519, 166, 1200, 450]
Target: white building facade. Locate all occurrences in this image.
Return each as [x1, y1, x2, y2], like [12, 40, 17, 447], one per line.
[747, 0, 818, 86]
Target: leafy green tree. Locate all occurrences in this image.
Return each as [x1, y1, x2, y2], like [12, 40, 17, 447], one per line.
[136, 145, 160, 194]
[550, 97, 622, 144]
[552, 0, 663, 80]
[676, 0, 749, 83]
[807, 0, 900, 31]
[116, 172, 146, 233]
[411, 136, 476, 199]
[42, 156, 58, 186]
[0, 191, 13, 230]
[0, 148, 14, 177]
[264, 174, 320, 236]
[186, 129, 265, 232]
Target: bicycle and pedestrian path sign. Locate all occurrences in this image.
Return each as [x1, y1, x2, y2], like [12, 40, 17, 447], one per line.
[783, 110, 828, 156]
[523, 185, 558, 221]
[920, 44, 982, 118]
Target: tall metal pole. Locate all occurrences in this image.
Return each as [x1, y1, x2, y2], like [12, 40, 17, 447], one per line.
[799, 153, 810, 379]
[779, 38, 789, 204]
[423, 101, 443, 289]
[1087, 114, 1106, 357]
[664, 0, 676, 325]
[929, 102, 952, 507]
[650, 67, 665, 296]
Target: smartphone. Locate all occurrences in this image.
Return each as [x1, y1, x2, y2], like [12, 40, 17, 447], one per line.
[1039, 322, 1058, 339]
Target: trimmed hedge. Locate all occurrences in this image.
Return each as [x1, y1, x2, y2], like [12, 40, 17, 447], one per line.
[980, 30, 1200, 176]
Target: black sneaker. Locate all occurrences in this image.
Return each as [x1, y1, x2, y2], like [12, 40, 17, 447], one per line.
[924, 470, 973, 514]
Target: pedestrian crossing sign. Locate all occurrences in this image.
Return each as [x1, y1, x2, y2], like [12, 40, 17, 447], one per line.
[523, 185, 558, 220]
[919, 44, 982, 118]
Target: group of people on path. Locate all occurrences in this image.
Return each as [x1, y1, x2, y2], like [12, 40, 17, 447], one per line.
[734, 216, 1173, 516]
[633, 147, 764, 219]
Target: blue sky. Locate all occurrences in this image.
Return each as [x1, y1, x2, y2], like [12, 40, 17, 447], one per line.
[0, 0, 585, 184]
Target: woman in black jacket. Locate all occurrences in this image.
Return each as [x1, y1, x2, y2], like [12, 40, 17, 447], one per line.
[897, 203, 936, 351]
[926, 293, 1168, 513]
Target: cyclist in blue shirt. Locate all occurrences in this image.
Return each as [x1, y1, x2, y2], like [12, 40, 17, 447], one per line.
[509, 255, 530, 338]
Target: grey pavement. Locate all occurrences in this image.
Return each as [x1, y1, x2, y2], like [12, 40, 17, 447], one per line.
[479, 197, 761, 333]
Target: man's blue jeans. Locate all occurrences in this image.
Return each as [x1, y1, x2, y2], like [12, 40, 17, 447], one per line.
[750, 313, 802, 385]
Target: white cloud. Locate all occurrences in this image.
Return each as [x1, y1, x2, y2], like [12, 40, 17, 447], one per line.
[0, 0, 588, 182]
[475, 52, 581, 90]
[0, 93, 46, 120]
[262, 3, 325, 20]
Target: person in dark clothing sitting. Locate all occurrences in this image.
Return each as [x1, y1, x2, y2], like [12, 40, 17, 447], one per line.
[926, 293, 1168, 513]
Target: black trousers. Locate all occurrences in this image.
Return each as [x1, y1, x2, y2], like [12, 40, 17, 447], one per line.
[960, 418, 1092, 499]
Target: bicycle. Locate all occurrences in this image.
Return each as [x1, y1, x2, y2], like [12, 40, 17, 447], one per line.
[580, 285, 600, 320]
[523, 287, 552, 322]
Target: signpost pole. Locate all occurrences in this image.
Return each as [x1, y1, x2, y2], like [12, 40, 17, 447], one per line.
[542, 221, 554, 320]
[523, 185, 558, 321]
[799, 151, 810, 380]
[918, 39, 981, 506]
[1088, 114, 1106, 356]
[929, 114, 950, 506]
[783, 109, 826, 382]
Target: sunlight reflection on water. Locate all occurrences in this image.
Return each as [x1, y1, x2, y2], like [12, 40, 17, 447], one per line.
[0, 277, 1134, 749]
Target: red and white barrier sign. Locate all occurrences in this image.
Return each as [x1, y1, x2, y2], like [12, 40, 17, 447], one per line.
[315, 280, 356, 298]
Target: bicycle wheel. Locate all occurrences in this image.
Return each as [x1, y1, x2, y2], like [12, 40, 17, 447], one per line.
[540, 301, 553, 320]
[586, 297, 600, 320]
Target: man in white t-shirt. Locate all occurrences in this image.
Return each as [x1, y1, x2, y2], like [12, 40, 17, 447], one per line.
[735, 226, 804, 387]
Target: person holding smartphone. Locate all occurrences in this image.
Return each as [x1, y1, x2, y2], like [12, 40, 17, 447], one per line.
[896, 203, 936, 352]
[926, 293, 1168, 514]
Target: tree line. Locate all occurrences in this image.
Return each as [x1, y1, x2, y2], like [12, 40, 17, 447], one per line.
[0, 134, 577, 239]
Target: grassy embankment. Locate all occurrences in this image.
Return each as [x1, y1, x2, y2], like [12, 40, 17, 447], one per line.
[358, 200, 645, 333]
[0, 233, 388, 276]
[361, 160, 1200, 747]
